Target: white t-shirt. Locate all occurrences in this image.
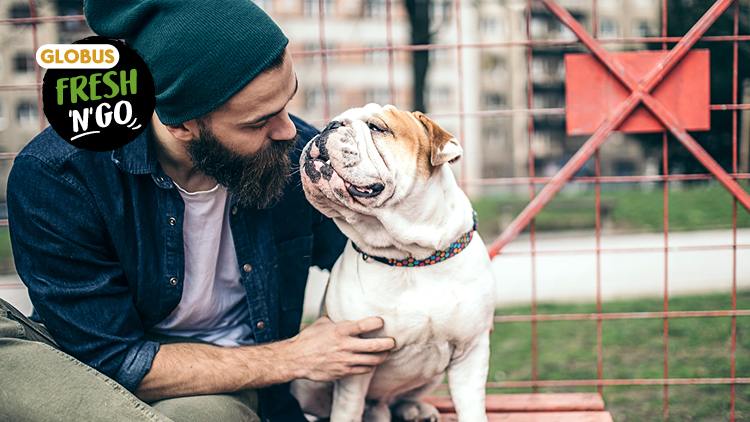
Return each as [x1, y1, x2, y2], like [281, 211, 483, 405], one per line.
[151, 183, 254, 346]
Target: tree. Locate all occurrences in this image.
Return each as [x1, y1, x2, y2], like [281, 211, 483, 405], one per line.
[405, 0, 432, 112]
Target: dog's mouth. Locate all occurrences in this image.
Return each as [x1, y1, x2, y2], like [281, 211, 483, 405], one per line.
[305, 135, 385, 199]
[345, 181, 385, 198]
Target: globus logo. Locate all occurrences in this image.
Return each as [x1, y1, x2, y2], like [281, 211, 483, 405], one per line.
[41, 36, 154, 152]
[36, 44, 119, 69]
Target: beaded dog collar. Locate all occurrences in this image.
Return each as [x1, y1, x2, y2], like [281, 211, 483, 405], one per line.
[351, 212, 478, 267]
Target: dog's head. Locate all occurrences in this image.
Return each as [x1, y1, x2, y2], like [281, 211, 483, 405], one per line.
[300, 103, 462, 221]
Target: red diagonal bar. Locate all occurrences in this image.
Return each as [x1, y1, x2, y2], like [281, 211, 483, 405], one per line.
[641, 96, 750, 210]
[487, 93, 643, 257]
[571, 0, 750, 214]
[541, 0, 640, 92]
[487, 0, 740, 258]
[641, 0, 734, 93]
[570, 0, 750, 213]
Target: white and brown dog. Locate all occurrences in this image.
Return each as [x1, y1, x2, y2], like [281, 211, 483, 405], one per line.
[294, 104, 496, 422]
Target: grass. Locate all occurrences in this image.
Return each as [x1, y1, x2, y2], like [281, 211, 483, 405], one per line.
[472, 182, 750, 237]
[489, 291, 750, 421]
[0, 227, 14, 274]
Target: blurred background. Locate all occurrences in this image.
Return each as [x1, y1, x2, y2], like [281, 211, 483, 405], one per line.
[1, 0, 750, 420]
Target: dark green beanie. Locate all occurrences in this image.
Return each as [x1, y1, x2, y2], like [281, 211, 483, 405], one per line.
[83, 0, 289, 125]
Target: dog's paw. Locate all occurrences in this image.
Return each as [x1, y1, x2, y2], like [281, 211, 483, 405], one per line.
[391, 401, 440, 422]
[363, 401, 391, 422]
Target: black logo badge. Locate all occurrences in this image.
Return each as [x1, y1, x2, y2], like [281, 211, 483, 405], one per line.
[41, 36, 155, 152]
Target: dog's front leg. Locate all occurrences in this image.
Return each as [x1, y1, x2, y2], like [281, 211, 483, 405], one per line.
[445, 335, 490, 422]
[330, 371, 375, 422]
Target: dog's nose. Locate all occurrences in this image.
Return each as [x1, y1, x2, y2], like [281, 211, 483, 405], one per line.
[323, 120, 343, 132]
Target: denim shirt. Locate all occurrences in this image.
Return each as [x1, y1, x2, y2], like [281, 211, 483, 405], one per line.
[7, 116, 346, 421]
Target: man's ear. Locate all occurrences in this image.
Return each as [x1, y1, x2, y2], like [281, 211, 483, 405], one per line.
[414, 111, 462, 166]
[164, 121, 199, 142]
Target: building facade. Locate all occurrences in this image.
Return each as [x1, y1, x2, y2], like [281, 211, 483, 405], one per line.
[0, 0, 661, 201]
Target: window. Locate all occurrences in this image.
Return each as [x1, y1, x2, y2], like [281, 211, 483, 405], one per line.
[302, 43, 320, 63]
[482, 93, 507, 109]
[426, 87, 450, 107]
[366, 88, 391, 106]
[9, 3, 30, 20]
[481, 17, 506, 39]
[633, 21, 650, 37]
[531, 57, 546, 82]
[533, 93, 564, 109]
[598, 19, 617, 38]
[302, 42, 336, 63]
[364, 0, 386, 18]
[252, 0, 271, 12]
[16, 101, 39, 128]
[481, 18, 498, 35]
[482, 55, 505, 71]
[429, 48, 450, 65]
[531, 17, 548, 39]
[0, 101, 7, 131]
[365, 45, 389, 64]
[632, 0, 653, 7]
[429, 0, 451, 21]
[305, 87, 338, 109]
[483, 127, 506, 148]
[558, 22, 576, 41]
[304, 0, 333, 16]
[13, 52, 35, 74]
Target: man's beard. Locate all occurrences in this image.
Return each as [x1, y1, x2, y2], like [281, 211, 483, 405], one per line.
[187, 121, 297, 209]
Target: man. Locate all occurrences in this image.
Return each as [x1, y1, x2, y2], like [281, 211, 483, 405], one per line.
[0, 1, 394, 421]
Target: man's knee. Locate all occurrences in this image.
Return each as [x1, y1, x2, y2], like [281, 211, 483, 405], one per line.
[0, 298, 56, 345]
[150, 390, 260, 422]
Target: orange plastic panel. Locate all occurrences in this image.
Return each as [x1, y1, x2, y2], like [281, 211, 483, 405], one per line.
[565, 49, 710, 135]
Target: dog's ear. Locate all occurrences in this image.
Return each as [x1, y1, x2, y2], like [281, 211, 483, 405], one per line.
[414, 111, 463, 166]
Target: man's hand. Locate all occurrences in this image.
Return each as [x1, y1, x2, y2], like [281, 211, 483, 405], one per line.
[288, 316, 395, 382]
[134, 316, 395, 402]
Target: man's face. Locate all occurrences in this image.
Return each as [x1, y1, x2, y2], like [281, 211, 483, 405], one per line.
[186, 50, 299, 208]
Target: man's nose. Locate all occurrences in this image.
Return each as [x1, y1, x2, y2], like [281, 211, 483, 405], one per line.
[268, 110, 297, 141]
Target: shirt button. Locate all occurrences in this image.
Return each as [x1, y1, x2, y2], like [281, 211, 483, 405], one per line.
[156, 176, 164, 183]
[256, 321, 265, 330]
[168, 217, 177, 226]
[243, 264, 252, 273]
[231, 206, 238, 215]
[169, 277, 179, 286]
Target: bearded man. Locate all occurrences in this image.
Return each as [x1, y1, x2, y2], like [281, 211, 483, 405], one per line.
[0, 1, 394, 421]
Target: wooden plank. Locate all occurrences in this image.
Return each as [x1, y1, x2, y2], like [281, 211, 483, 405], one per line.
[424, 394, 606, 413]
[440, 412, 614, 422]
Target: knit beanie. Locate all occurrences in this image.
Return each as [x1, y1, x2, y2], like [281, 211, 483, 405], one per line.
[83, 0, 289, 125]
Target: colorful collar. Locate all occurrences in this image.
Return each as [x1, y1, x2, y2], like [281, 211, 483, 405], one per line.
[351, 212, 478, 267]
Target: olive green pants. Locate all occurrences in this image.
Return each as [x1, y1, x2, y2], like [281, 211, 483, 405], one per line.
[0, 298, 260, 422]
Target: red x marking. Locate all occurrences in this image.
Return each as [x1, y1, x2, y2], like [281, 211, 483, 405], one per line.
[488, 0, 748, 258]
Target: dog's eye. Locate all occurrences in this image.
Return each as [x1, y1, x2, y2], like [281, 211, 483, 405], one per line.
[368, 122, 388, 134]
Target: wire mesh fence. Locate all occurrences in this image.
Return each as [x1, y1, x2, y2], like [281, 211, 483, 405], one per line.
[1, 0, 749, 420]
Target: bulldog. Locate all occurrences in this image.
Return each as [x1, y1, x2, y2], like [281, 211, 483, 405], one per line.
[293, 104, 496, 422]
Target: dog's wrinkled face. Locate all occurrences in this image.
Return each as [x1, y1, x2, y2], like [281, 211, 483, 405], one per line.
[300, 104, 462, 219]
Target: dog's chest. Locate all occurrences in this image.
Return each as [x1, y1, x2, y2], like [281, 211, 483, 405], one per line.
[326, 241, 494, 351]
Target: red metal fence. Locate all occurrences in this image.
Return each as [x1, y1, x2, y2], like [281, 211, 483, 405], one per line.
[1, 0, 749, 420]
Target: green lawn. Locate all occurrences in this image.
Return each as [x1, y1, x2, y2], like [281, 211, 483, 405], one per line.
[0, 227, 13, 274]
[490, 291, 750, 421]
[472, 182, 750, 237]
